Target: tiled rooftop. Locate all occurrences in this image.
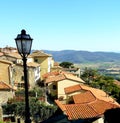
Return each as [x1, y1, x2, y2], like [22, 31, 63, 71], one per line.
[55, 100, 66, 111]
[55, 97, 119, 120]
[64, 99, 119, 120]
[45, 74, 66, 83]
[0, 59, 13, 65]
[65, 74, 84, 83]
[30, 50, 51, 57]
[89, 99, 118, 115]
[5, 52, 21, 59]
[42, 71, 60, 79]
[55, 84, 120, 120]
[64, 84, 119, 105]
[65, 103, 99, 119]
[73, 91, 96, 104]
[80, 85, 117, 104]
[0, 81, 13, 90]
[45, 72, 84, 83]
[64, 84, 82, 94]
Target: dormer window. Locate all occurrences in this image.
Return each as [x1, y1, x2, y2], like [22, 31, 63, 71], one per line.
[34, 59, 38, 62]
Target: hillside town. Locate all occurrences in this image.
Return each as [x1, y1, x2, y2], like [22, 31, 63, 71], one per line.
[0, 46, 120, 123]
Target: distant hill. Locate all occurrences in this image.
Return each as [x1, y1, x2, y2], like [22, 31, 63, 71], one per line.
[43, 50, 120, 63]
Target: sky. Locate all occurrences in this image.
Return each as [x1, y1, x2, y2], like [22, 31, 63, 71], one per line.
[0, 0, 120, 52]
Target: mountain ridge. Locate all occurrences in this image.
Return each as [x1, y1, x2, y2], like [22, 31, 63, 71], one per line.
[42, 50, 120, 63]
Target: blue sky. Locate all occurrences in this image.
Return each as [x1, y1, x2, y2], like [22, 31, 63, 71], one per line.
[0, 0, 120, 52]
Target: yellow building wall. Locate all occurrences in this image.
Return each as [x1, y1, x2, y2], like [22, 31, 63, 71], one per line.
[58, 80, 82, 99]
[0, 62, 10, 84]
[35, 56, 48, 80]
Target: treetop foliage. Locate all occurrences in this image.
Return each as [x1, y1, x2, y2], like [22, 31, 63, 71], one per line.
[59, 61, 74, 68]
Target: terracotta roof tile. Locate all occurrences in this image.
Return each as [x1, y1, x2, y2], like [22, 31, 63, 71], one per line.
[42, 71, 60, 79]
[65, 104, 98, 119]
[89, 99, 119, 115]
[64, 84, 82, 94]
[45, 73, 84, 83]
[73, 91, 96, 104]
[0, 81, 13, 90]
[1, 46, 17, 51]
[45, 74, 66, 83]
[55, 100, 66, 111]
[55, 84, 120, 120]
[30, 50, 51, 57]
[80, 85, 119, 105]
[56, 99, 119, 120]
[64, 84, 119, 105]
[4, 52, 21, 59]
[65, 74, 84, 83]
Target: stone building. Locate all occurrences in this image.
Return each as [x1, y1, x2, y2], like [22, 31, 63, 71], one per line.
[13, 62, 40, 89]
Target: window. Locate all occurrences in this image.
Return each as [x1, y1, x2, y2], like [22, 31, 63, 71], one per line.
[34, 59, 38, 62]
[36, 67, 40, 74]
[18, 83, 24, 88]
[53, 85, 57, 90]
[21, 76, 24, 81]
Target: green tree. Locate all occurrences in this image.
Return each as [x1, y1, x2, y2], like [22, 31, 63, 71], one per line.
[59, 61, 74, 68]
[2, 97, 57, 122]
[81, 67, 99, 84]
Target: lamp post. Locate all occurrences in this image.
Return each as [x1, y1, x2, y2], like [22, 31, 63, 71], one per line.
[15, 29, 33, 123]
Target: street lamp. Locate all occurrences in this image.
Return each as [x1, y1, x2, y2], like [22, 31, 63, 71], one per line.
[15, 29, 33, 123]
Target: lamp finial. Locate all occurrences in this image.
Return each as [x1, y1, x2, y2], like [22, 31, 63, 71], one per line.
[21, 29, 26, 35]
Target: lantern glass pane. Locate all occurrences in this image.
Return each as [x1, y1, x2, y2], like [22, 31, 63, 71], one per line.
[22, 40, 32, 54]
[16, 40, 22, 54]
